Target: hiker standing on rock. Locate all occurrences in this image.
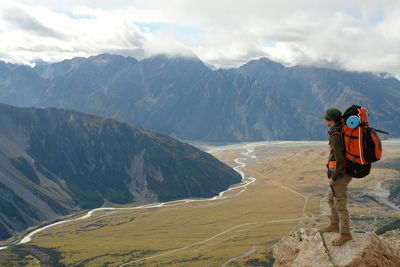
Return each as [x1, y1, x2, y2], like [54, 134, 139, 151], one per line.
[319, 108, 353, 246]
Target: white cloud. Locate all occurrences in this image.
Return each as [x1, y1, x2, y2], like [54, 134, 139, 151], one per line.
[1, 0, 400, 77]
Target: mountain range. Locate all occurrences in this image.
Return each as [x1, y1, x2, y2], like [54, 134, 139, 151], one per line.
[0, 103, 241, 240]
[1, 53, 399, 141]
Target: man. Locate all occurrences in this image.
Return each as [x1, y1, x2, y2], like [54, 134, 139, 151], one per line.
[319, 108, 353, 246]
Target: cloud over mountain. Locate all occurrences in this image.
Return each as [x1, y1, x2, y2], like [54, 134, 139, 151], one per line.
[1, 0, 400, 77]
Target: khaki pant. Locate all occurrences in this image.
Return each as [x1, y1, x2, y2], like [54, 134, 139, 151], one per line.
[326, 173, 352, 234]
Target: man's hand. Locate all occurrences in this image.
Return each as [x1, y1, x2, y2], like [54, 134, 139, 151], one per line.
[329, 178, 334, 185]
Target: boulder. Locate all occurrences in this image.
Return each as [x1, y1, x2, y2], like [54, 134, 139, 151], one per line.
[272, 228, 400, 267]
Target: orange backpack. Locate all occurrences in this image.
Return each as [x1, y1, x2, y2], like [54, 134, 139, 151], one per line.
[341, 105, 389, 178]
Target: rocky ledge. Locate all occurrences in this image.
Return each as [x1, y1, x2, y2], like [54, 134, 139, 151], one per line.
[272, 228, 400, 267]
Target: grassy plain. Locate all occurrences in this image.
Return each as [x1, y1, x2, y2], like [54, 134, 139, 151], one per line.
[1, 142, 399, 266]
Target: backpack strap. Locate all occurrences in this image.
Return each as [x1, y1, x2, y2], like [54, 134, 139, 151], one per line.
[329, 128, 346, 168]
[329, 130, 342, 146]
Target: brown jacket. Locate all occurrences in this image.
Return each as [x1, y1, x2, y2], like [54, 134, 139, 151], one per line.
[328, 125, 345, 181]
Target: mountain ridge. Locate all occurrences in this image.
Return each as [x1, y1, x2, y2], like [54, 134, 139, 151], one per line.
[0, 102, 242, 240]
[1, 53, 399, 141]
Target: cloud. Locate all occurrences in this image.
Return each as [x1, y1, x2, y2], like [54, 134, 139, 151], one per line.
[0, 1, 151, 64]
[0, 0, 400, 77]
[2, 6, 65, 39]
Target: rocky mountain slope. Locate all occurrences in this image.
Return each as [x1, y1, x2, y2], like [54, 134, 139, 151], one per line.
[272, 228, 400, 266]
[0, 54, 399, 141]
[0, 103, 241, 240]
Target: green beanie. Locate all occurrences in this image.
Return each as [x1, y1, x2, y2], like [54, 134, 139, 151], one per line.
[321, 108, 342, 121]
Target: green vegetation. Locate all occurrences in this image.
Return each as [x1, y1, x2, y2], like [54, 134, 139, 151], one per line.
[375, 219, 400, 234]
[0, 245, 65, 267]
[244, 250, 275, 266]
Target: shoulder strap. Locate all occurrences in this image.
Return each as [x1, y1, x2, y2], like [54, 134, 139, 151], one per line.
[329, 130, 341, 142]
[329, 129, 344, 153]
[329, 131, 341, 137]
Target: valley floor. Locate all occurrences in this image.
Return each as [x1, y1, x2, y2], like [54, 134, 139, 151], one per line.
[1, 141, 399, 266]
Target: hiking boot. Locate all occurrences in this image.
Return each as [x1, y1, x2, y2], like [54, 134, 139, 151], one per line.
[319, 224, 339, 233]
[331, 233, 352, 246]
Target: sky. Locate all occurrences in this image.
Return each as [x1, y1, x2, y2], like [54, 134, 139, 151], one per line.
[0, 0, 399, 77]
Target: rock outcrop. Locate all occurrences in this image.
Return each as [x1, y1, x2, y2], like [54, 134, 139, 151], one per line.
[272, 228, 400, 267]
